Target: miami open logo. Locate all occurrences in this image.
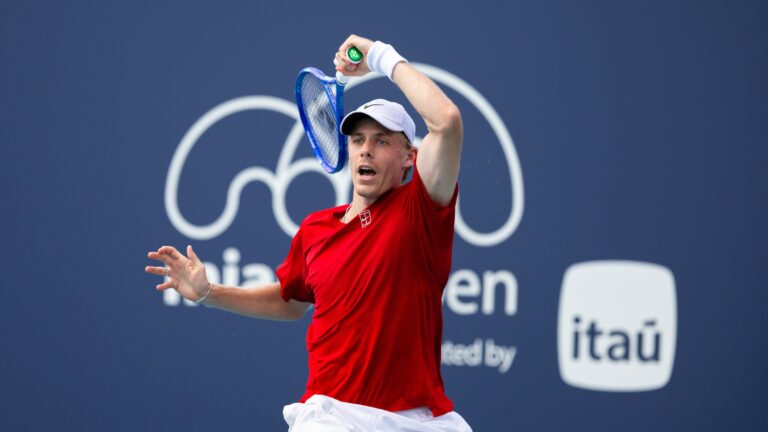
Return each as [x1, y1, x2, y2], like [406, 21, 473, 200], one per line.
[164, 64, 524, 247]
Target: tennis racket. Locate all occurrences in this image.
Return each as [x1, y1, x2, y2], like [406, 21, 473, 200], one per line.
[295, 46, 363, 173]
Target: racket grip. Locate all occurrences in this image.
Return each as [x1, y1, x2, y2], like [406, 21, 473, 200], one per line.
[336, 72, 350, 85]
[346, 46, 363, 64]
[333, 45, 362, 85]
[333, 57, 350, 85]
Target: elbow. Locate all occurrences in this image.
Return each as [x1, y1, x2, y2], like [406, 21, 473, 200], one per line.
[444, 102, 462, 128]
[287, 309, 305, 321]
[429, 102, 463, 137]
[285, 300, 310, 321]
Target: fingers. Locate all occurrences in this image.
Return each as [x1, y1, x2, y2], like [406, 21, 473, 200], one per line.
[156, 279, 174, 291]
[145, 263, 172, 290]
[147, 245, 184, 265]
[336, 35, 373, 77]
[187, 245, 202, 265]
[337, 35, 364, 71]
[335, 52, 356, 73]
[158, 245, 183, 260]
[145, 265, 167, 276]
[340, 34, 372, 57]
[147, 246, 180, 285]
[146, 245, 205, 292]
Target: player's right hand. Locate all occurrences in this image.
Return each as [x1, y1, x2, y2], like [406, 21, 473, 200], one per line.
[335, 34, 374, 77]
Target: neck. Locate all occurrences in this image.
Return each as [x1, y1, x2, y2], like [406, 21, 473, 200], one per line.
[342, 195, 376, 223]
[351, 196, 375, 212]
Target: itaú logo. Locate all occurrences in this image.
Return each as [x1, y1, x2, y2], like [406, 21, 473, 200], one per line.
[164, 64, 524, 247]
[557, 261, 678, 392]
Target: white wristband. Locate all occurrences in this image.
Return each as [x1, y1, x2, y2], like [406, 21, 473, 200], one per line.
[366, 41, 407, 81]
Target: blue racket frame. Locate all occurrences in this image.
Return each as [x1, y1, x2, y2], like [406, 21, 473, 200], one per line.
[295, 67, 348, 173]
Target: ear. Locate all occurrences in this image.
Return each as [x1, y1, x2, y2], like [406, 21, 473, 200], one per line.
[404, 147, 416, 168]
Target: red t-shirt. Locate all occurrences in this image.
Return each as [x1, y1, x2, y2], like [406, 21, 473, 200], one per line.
[276, 167, 458, 416]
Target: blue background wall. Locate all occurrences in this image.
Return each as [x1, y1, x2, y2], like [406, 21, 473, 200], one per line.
[1, 1, 766, 430]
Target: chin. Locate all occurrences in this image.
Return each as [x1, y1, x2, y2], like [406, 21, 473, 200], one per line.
[353, 185, 380, 200]
[352, 176, 399, 201]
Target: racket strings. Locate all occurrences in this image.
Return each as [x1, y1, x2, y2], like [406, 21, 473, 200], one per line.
[300, 75, 341, 167]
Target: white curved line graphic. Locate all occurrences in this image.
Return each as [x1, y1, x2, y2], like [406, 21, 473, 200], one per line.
[165, 65, 523, 246]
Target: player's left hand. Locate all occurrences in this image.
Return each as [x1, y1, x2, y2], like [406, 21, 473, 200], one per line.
[145, 245, 211, 302]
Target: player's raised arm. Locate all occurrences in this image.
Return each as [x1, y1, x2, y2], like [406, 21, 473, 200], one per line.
[335, 35, 463, 206]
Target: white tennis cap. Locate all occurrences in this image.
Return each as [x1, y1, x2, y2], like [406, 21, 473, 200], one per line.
[340, 99, 416, 143]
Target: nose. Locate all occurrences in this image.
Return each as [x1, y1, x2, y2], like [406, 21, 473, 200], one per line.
[358, 138, 374, 159]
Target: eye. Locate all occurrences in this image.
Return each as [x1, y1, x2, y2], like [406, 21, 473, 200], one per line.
[377, 139, 388, 146]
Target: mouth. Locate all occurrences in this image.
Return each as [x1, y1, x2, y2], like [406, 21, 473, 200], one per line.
[357, 165, 377, 179]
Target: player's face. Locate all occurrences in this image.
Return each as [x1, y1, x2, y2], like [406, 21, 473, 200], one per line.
[348, 119, 414, 202]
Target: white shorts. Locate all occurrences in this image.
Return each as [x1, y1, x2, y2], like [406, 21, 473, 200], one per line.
[283, 395, 472, 432]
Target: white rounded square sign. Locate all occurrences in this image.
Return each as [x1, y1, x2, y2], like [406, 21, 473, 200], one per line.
[558, 261, 677, 392]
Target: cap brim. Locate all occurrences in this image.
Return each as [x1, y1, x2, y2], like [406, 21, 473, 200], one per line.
[340, 111, 406, 137]
[340, 112, 374, 136]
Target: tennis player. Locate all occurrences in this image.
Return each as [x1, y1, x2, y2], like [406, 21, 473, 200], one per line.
[146, 34, 470, 431]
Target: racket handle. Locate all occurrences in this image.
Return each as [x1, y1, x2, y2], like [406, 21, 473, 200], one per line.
[333, 46, 362, 85]
[336, 71, 350, 85]
[346, 46, 363, 64]
[333, 57, 350, 85]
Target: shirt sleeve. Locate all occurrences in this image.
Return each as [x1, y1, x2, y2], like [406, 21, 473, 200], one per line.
[276, 227, 315, 303]
[410, 165, 459, 243]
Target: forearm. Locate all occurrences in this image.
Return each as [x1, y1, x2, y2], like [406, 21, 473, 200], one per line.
[392, 61, 462, 205]
[391, 62, 462, 138]
[202, 282, 309, 321]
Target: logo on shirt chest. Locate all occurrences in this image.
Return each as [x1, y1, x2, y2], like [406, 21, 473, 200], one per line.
[359, 209, 372, 228]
